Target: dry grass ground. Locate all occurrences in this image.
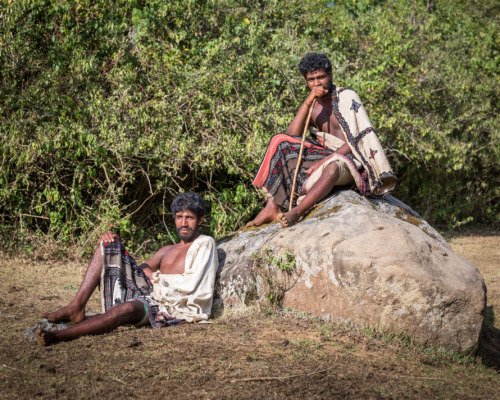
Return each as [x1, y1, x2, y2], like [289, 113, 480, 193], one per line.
[0, 228, 499, 399]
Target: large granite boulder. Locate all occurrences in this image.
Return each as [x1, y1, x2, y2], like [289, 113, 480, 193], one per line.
[214, 190, 486, 352]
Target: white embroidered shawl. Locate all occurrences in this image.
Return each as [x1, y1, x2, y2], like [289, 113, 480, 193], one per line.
[150, 235, 218, 322]
[313, 87, 396, 195]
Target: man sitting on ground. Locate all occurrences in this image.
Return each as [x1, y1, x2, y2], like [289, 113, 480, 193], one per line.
[36, 192, 218, 346]
[247, 53, 396, 228]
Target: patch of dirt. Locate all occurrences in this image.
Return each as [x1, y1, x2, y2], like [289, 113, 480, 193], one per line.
[0, 229, 499, 399]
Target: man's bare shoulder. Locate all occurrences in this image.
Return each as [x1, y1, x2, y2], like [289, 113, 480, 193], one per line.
[153, 243, 177, 257]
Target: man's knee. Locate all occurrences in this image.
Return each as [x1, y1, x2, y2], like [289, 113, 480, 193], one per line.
[110, 301, 137, 317]
[324, 162, 340, 180]
[107, 301, 143, 325]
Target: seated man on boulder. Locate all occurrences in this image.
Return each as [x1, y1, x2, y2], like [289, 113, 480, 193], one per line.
[247, 53, 396, 228]
[36, 192, 218, 346]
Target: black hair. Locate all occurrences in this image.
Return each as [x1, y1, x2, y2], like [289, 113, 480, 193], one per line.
[298, 53, 332, 78]
[170, 192, 206, 218]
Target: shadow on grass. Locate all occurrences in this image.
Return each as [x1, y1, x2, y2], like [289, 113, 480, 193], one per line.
[478, 314, 500, 371]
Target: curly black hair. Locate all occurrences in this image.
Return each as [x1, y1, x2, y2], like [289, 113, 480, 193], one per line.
[298, 53, 332, 78]
[170, 192, 206, 218]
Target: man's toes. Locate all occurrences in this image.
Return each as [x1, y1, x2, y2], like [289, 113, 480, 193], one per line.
[36, 329, 46, 346]
[277, 213, 289, 228]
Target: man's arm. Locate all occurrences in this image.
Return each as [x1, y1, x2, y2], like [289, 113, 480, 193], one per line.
[333, 142, 351, 156]
[98, 231, 165, 279]
[140, 247, 169, 279]
[286, 86, 328, 136]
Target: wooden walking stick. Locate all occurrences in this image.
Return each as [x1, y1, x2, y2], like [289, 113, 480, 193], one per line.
[289, 99, 316, 211]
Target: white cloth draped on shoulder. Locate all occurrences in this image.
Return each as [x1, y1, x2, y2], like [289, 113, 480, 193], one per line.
[150, 235, 218, 322]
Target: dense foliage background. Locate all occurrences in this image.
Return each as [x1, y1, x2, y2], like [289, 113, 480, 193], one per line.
[1, 0, 498, 257]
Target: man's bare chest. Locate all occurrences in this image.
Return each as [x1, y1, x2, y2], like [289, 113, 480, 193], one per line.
[159, 245, 191, 274]
[312, 105, 344, 140]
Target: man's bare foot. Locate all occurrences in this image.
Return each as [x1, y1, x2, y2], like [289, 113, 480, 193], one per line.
[246, 211, 278, 227]
[246, 199, 281, 227]
[40, 304, 85, 323]
[36, 329, 58, 347]
[277, 209, 301, 228]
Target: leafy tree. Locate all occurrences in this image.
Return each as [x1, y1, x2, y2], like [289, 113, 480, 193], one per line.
[1, 0, 498, 257]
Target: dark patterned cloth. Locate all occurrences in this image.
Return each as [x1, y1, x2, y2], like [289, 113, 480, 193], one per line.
[100, 240, 185, 328]
[263, 135, 332, 208]
[253, 133, 363, 208]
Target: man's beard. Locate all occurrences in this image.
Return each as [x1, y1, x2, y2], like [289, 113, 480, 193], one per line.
[176, 226, 198, 241]
[325, 79, 335, 94]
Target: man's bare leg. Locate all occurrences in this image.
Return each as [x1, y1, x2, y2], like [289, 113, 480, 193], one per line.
[36, 300, 145, 346]
[278, 162, 340, 228]
[246, 197, 281, 227]
[40, 245, 103, 323]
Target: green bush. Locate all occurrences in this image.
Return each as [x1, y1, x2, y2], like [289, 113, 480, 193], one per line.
[0, 0, 498, 257]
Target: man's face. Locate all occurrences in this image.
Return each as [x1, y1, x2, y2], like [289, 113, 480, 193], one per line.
[305, 69, 333, 93]
[175, 210, 203, 241]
